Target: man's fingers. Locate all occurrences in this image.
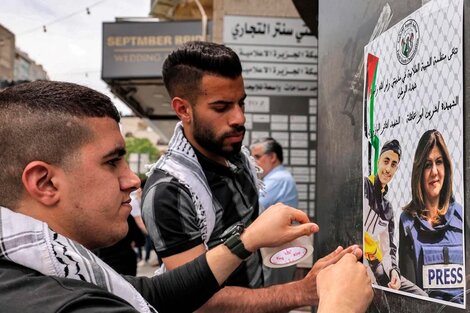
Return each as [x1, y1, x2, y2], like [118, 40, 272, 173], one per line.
[322, 246, 344, 261]
[318, 246, 347, 263]
[341, 244, 363, 260]
[352, 246, 363, 259]
[338, 252, 358, 263]
[288, 207, 310, 224]
[319, 244, 360, 266]
[292, 223, 319, 237]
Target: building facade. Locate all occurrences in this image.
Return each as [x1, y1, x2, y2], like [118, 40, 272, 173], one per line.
[0, 23, 48, 88]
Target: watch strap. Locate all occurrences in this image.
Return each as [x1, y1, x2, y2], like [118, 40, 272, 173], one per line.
[224, 233, 252, 260]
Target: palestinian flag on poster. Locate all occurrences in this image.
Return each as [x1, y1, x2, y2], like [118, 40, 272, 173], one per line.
[365, 53, 379, 175]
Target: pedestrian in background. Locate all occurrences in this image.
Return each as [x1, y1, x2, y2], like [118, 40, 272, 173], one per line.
[250, 137, 299, 285]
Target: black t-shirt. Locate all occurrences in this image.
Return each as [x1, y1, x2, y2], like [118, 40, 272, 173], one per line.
[142, 149, 263, 288]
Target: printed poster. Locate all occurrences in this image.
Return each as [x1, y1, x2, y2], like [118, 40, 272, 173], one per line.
[362, 0, 465, 308]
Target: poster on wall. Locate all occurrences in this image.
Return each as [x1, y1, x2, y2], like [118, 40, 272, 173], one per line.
[362, 0, 465, 308]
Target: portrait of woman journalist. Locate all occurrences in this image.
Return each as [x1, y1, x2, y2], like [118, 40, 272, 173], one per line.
[399, 129, 465, 304]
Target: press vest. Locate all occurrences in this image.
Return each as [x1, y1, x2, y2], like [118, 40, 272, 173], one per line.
[399, 201, 464, 303]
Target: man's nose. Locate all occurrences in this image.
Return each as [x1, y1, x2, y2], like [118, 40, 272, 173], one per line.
[121, 163, 141, 192]
[229, 104, 245, 126]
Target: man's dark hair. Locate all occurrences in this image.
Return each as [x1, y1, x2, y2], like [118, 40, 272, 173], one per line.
[162, 41, 242, 104]
[251, 137, 284, 163]
[0, 80, 120, 209]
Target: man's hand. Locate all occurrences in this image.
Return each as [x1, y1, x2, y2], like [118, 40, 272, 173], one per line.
[297, 245, 364, 305]
[388, 269, 401, 290]
[317, 254, 373, 313]
[171, 203, 317, 290]
[241, 203, 319, 252]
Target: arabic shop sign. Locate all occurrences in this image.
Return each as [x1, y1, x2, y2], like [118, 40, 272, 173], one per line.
[224, 16, 317, 85]
[102, 21, 212, 80]
[224, 16, 315, 46]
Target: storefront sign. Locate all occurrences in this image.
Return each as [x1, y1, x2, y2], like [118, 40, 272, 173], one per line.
[102, 21, 211, 80]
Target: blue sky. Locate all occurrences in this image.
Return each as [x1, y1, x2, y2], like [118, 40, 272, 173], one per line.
[0, 0, 150, 114]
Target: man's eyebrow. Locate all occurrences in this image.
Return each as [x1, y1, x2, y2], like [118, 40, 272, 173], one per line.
[209, 99, 232, 105]
[103, 147, 127, 159]
[208, 94, 247, 105]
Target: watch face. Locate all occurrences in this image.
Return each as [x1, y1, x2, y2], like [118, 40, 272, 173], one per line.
[222, 223, 244, 239]
[234, 224, 244, 233]
[269, 246, 307, 265]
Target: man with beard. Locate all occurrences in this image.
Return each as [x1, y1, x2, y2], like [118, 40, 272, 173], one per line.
[142, 41, 372, 312]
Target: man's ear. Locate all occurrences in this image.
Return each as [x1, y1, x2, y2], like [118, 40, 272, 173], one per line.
[172, 97, 192, 123]
[22, 161, 60, 206]
[267, 152, 277, 164]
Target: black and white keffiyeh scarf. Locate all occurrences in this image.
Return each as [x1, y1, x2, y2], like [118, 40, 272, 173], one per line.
[0, 206, 157, 313]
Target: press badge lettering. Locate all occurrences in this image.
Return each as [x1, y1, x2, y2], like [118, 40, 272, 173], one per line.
[423, 264, 464, 289]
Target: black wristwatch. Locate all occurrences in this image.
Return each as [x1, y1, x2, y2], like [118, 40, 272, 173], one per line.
[221, 223, 252, 260]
